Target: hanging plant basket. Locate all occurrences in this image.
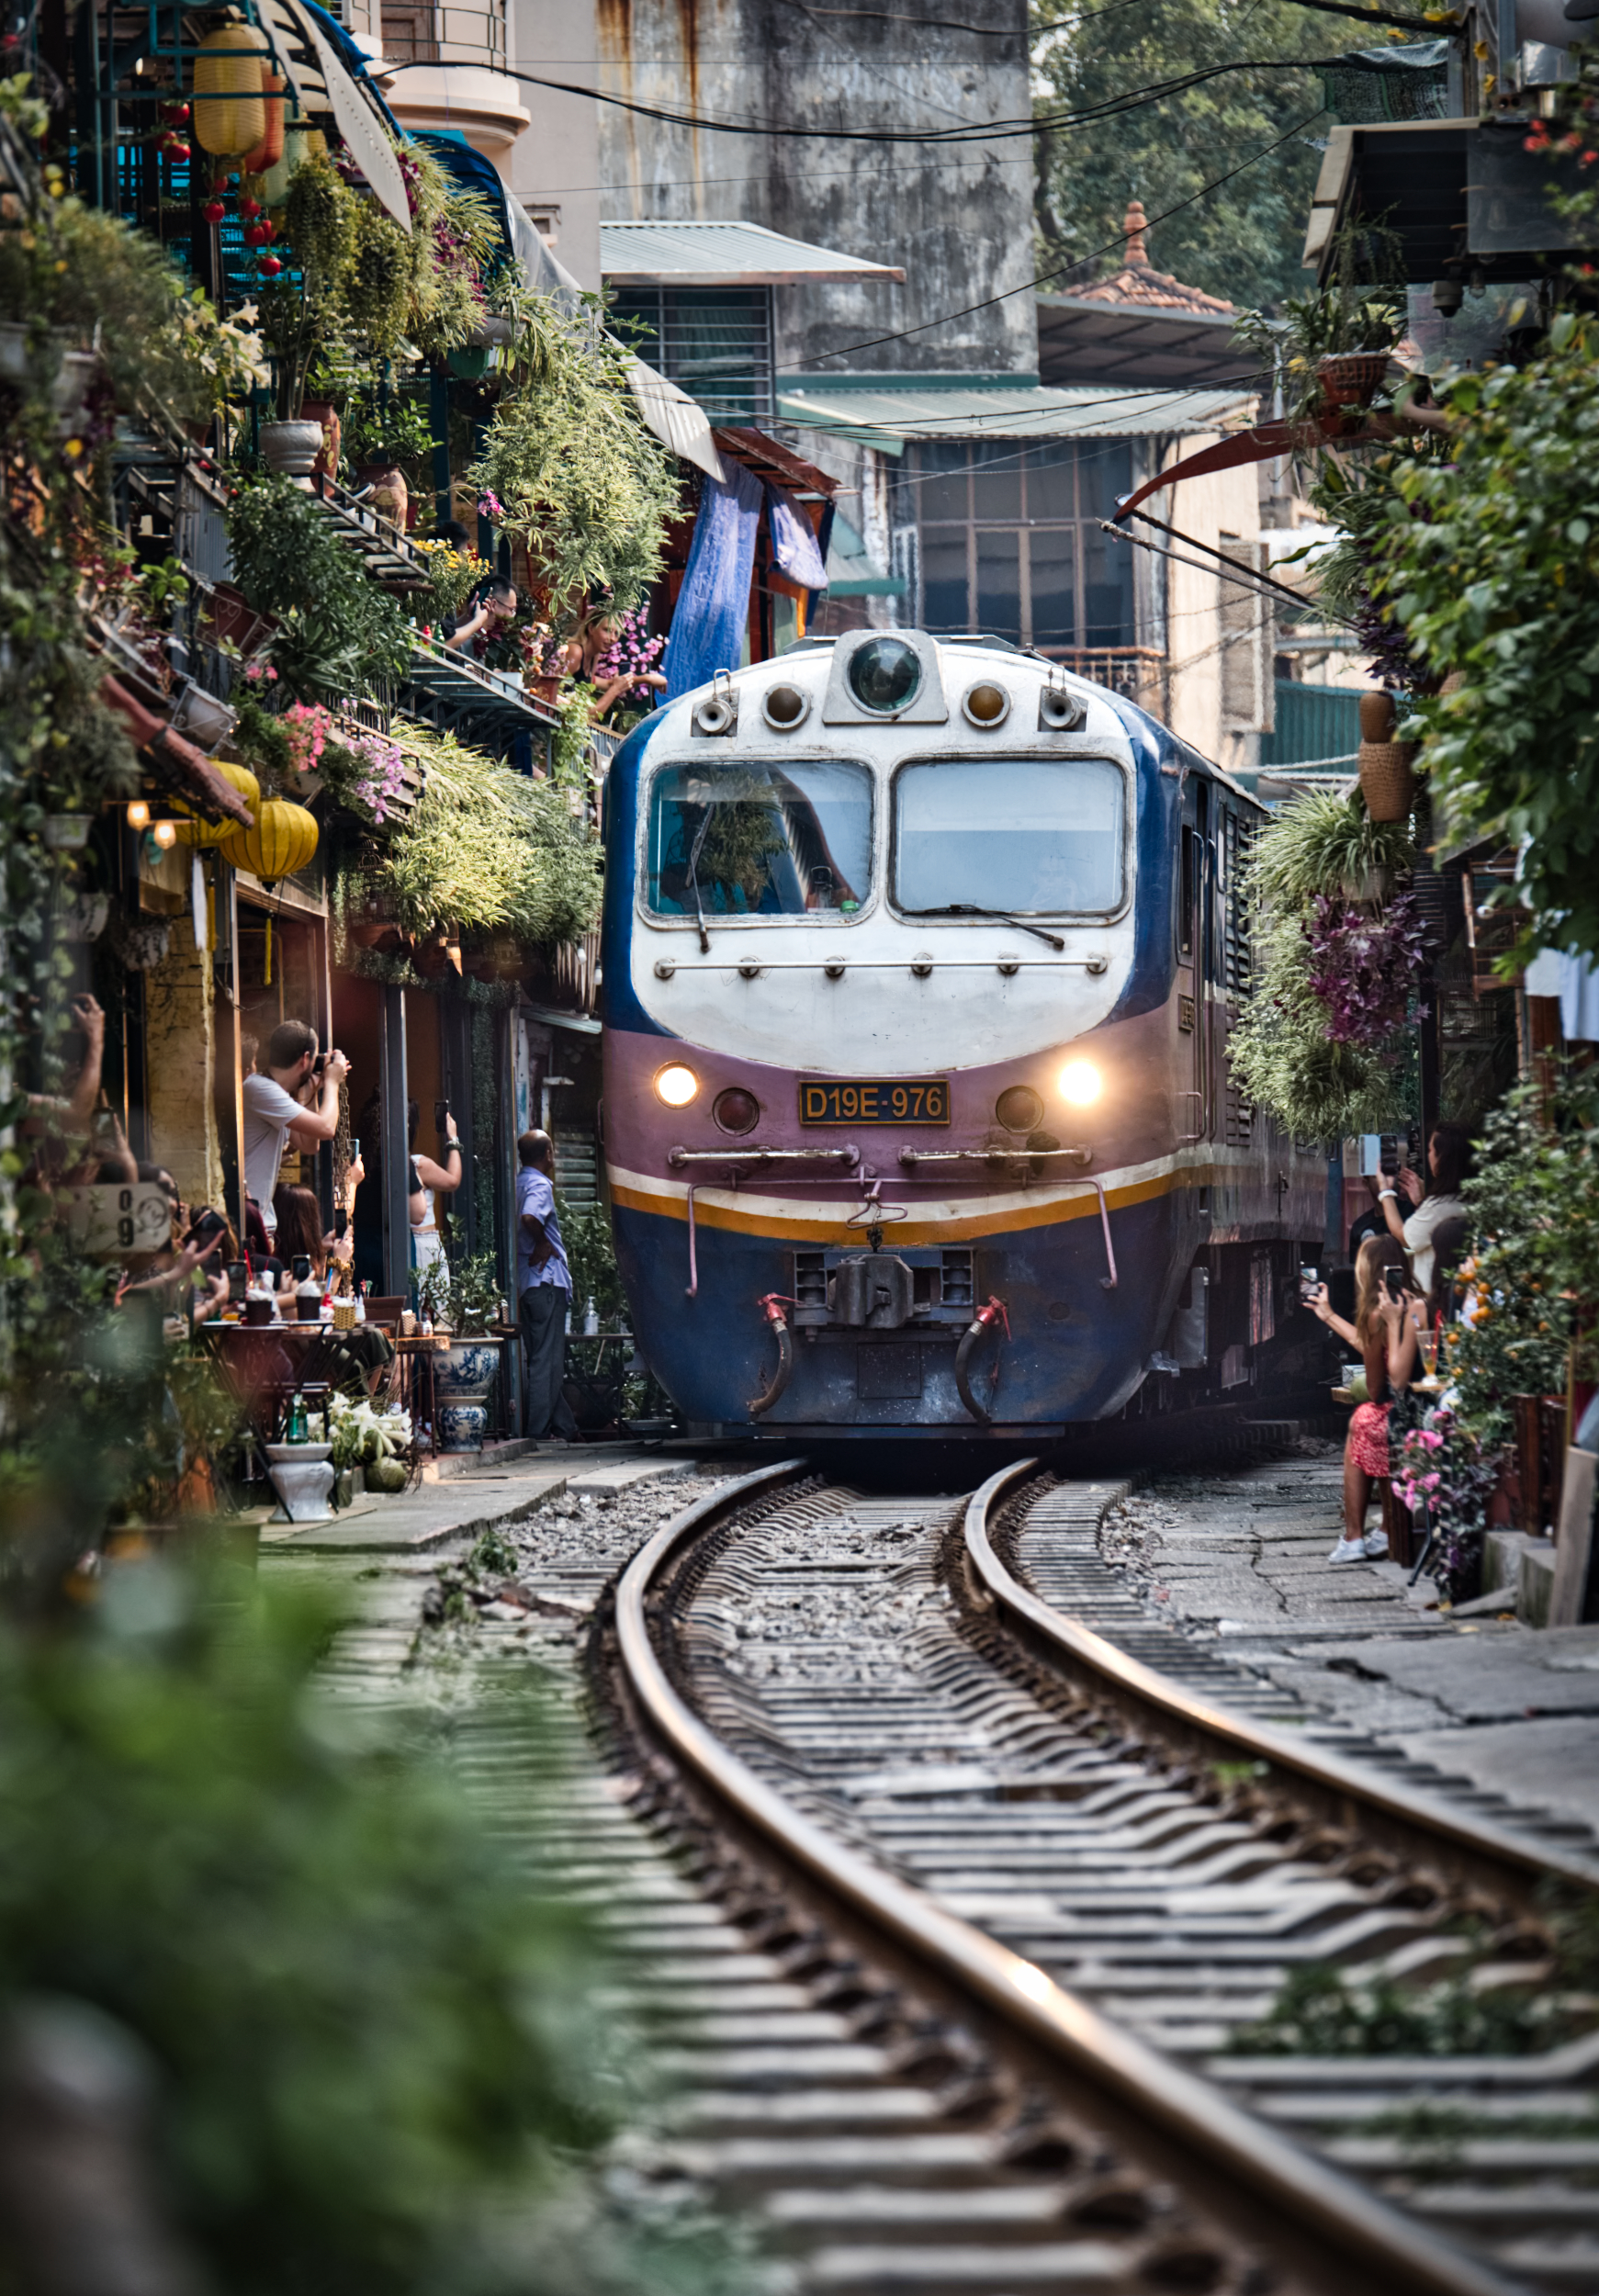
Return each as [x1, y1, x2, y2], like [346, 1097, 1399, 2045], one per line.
[107, 910, 172, 972]
[1356, 690, 1417, 824]
[1317, 351, 1391, 413]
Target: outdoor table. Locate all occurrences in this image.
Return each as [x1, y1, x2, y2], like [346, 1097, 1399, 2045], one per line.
[390, 1334, 441, 1456]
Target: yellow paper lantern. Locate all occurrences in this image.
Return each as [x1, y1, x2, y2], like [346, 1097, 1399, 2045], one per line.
[174, 761, 261, 849]
[193, 25, 267, 159]
[219, 797, 319, 886]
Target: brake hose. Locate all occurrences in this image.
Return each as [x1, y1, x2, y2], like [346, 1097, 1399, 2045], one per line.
[747, 1293, 794, 1416]
[954, 1295, 1009, 1426]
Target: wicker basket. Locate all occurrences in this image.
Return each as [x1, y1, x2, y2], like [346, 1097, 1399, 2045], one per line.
[1359, 740, 1417, 823]
[1318, 351, 1391, 412]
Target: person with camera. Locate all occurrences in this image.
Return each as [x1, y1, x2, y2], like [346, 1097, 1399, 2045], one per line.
[408, 1102, 462, 1289]
[1308, 1233, 1422, 1564]
[242, 1021, 348, 1242]
[1374, 1123, 1471, 1298]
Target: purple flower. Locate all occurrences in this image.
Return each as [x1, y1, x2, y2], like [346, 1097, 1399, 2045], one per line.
[1304, 892, 1426, 1047]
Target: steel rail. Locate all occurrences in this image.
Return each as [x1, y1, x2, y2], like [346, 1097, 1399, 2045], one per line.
[615, 1458, 1517, 2296]
[965, 1458, 1599, 1897]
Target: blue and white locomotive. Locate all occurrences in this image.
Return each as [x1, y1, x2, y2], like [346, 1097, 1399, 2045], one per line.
[600, 629, 1325, 1438]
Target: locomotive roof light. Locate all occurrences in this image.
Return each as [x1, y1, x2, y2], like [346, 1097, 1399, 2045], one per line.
[961, 681, 1009, 729]
[848, 635, 922, 715]
[654, 1063, 700, 1108]
[761, 682, 810, 731]
[1058, 1058, 1102, 1108]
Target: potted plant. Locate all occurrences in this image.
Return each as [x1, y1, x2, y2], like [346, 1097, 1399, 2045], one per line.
[1233, 221, 1407, 423]
[425, 1254, 509, 1453]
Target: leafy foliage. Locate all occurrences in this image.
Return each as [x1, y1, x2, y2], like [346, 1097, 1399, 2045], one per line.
[1444, 1070, 1599, 1446]
[1226, 793, 1418, 1138]
[1393, 1405, 1498, 1604]
[0, 1566, 652, 2295]
[359, 722, 601, 947]
[468, 290, 680, 611]
[1233, 1953, 1584, 2059]
[557, 1194, 627, 1328]
[1030, 0, 1328, 310]
[225, 475, 413, 702]
[1377, 315, 1599, 962]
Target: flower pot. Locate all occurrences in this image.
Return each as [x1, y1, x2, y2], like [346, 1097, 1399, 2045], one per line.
[299, 398, 341, 482]
[265, 1440, 335, 1523]
[172, 680, 236, 749]
[43, 814, 93, 851]
[1317, 351, 1391, 412]
[259, 419, 325, 484]
[433, 1335, 504, 1452]
[107, 911, 171, 972]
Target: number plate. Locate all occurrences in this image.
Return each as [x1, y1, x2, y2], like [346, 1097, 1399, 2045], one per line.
[799, 1077, 950, 1126]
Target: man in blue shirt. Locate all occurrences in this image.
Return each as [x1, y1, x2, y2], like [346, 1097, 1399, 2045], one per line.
[516, 1129, 579, 1444]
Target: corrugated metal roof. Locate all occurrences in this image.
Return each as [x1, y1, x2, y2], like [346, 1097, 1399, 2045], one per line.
[599, 219, 904, 285]
[776, 379, 1256, 456]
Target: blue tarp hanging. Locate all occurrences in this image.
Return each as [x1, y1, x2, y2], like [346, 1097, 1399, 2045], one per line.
[665, 464, 765, 702]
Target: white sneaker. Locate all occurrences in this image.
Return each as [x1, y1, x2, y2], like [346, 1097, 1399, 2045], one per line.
[1362, 1529, 1390, 1559]
[1328, 1537, 1368, 1564]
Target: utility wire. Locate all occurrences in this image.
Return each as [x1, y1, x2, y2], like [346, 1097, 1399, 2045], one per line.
[505, 56, 1337, 144]
[799, 106, 1328, 361]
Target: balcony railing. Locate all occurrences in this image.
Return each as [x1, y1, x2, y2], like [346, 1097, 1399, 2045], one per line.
[379, 3, 506, 69]
[1036, 646, 1165, 703]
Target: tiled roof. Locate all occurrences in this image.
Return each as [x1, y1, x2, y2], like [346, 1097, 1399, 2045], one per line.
[1072, 202, 1236, 318]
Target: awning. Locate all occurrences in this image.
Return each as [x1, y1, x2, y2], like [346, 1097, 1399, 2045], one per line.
[600, 219, 904, 287]
[777, 377, 1258, 458]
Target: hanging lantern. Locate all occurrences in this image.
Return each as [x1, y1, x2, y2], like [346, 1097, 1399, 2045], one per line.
[238, 71, 286, 176]
[173, 761, 260, 850]
[219, 796, 318, 886]
[193, 25, 267, 159]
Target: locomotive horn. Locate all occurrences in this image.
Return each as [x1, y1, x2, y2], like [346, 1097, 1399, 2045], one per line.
[1039, 681, 1087, 732]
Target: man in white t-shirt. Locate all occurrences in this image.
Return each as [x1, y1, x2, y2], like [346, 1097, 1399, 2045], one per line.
[242, 1019, 349, 1238]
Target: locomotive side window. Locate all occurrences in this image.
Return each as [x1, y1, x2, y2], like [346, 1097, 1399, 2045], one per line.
[893, 757, 1124, 917]
[1177, 825, 1197, 960]
[646, 759, 873, 917]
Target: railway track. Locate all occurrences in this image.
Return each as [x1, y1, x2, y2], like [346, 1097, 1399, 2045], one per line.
[594, 1456, 1599, 2296]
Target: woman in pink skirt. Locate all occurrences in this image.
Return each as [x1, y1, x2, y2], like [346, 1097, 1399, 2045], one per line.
[1309, 1233, 1420, 1564]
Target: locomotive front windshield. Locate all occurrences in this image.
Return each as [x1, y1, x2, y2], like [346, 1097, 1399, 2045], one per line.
[647, 760, 873, 917]
[894, 757, 1125, 917]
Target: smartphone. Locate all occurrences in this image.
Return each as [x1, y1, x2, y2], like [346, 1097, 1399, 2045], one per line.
[1379, 1135, 1401, 1177]
[332, 1207, 348, 1240]
[434, 1099, 449, 1132]
[351, 1139, 360, 1164]
[1299, 1265, 1319, 1301]
[1383, 1266, 1405, 1303]
[291, 1255, 312, 1283]
[226, 1260, 248, 1294]
[188, 1210, 226, 1247]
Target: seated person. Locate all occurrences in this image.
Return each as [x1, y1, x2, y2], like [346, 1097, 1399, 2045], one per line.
[444, 573, 516, 655]
[1308, 1233, 1420, 1565]
[273, 1184, 391, 1391]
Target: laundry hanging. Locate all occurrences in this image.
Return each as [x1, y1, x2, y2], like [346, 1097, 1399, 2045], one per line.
[665, 462, 765, 703]
[764, 481, 828, 592]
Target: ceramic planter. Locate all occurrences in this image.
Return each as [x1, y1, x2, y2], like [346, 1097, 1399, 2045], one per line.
[265, 1440, 335, 1522]
[433, 1334, 504, 1452]
[43, 814, 93, 851]
[172, 680, 237, 749]
[260, 419, 325, 483]
[58, 893, 110, 943]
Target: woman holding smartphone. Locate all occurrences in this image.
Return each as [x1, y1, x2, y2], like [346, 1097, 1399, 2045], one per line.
[1308, 1234, 1421, 1564]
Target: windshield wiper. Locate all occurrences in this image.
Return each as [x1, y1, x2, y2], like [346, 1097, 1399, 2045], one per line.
[686, 808, 714, 953]
[912, 903, 1065, 952]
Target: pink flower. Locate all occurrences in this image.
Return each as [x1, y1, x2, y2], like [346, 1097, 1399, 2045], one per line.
[477, 490, 504, 521]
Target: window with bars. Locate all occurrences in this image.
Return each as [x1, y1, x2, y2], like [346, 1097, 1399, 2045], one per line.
[607, 287, 774, 422]
[906, 439, 1137, 650]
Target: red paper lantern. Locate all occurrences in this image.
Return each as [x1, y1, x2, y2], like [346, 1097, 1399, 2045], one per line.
[258, 255, 283, 276]
[202, 199, 226, 223]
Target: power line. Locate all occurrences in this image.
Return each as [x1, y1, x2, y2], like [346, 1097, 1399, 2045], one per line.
[798, 106, 1328, 361]
[505, 56, 1335, 146]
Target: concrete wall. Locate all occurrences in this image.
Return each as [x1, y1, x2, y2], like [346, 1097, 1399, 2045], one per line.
[507, 0, 603, 287]
[591, 0, 1037, 377]
[1155, 436, 1270, 772]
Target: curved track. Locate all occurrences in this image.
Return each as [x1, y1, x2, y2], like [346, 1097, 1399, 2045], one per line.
[609, 1458, 1599, 2296]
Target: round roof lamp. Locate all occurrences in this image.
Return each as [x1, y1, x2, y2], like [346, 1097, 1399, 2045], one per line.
[174, 761, 261, 849]
[848, 636, 921, 715]
[962, 681, 1009, 728]
[219, 797, 318, 887]
[762, 683, 809, 730]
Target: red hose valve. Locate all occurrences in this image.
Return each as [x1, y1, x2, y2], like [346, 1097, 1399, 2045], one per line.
[757, 1292, 789, 1326]
[973, 1295, 1010, 1341]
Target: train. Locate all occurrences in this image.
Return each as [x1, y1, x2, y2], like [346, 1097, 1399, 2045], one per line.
[599, 628, 1329, 1440]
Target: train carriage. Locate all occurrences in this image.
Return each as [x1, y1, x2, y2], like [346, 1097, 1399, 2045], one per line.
[599, 629, 1326, 1439]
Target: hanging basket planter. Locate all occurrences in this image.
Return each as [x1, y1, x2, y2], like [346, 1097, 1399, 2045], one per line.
[1357, 691, 1417, 824]
[1317, 350, 1391, 413]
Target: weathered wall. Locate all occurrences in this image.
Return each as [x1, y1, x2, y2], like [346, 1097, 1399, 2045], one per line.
[508, 0, 603, 287]
[142, 931, 224, 1215]
[594, 0, 1037, 377]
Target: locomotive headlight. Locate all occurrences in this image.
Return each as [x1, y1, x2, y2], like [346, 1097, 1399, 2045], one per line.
[1058, 1058, 1102, 1108]
[654, 1063, 700, 1108]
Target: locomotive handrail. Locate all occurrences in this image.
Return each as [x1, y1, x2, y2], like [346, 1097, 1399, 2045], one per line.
[897, 1145, 1093, 1169]
[669, 1145, 860, 1168]
[614, 1460, 1517, 2296]
[651, 954, 1109, 977]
